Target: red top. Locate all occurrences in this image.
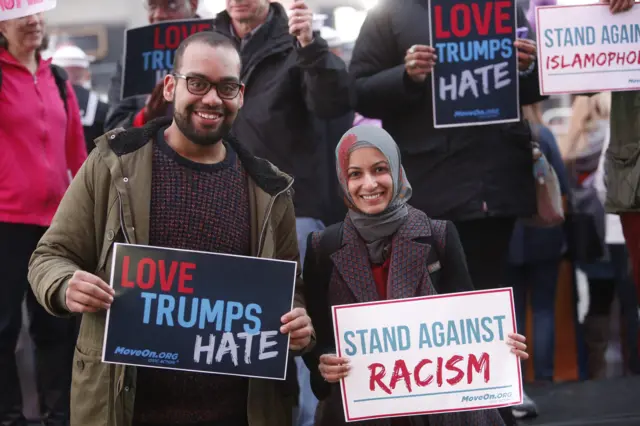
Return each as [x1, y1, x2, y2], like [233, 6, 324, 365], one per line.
[0, 49, 87, 226]
[371, 257, 413, 426]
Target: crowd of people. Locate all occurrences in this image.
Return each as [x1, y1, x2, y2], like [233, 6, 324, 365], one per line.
[0, 0, 639, 425]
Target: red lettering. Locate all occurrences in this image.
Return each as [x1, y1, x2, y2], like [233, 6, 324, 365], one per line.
[467, 352, 491, 384]
[136, 258, 156, 290]
[451, 4, 471, 38]
[153, 27, 164, 49]
[436, 356, 444, 387]
[414, 359, 433, 387]
[471, 3, 493, 36]
[434, 6, 451, 38]
[390, 360, 413, 392]
[165, 25, 181, 49]
[445, 355, 465, 385]
[158, 260, 179, 292]
[198, 23, 212, 32]
[121, 256, 135, 288]
[368, 363, 391, 394]
[495, 1, 512, 34]
[178, 262, 196, 294]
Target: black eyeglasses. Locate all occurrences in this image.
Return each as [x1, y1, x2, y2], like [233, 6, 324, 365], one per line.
[143, 0, 181, 11]
[173, 73, 243, 100]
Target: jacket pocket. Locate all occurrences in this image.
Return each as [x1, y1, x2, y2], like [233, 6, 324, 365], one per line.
[71, 345, 110, 425]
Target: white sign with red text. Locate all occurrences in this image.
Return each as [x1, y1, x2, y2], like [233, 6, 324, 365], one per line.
[332, 288, 522, 422]
[536, 3, 640, 95]
[0, 0, 56, 22]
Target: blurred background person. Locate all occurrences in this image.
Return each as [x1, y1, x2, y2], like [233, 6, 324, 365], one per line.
[507, 100, 570, 419]
[52, 44, 109, 154]
[0, 10, 86, 426]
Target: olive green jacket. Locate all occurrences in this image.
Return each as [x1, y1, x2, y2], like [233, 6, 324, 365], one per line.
[604, 90, 640, 213]
[28, 118, 311, 426]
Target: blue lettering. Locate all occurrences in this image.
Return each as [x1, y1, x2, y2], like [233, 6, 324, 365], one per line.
[432, 322, 445, 347]
[244, 303, 262, 335]
[544, 29, 554, 48]
[344, 331, 357, 356]
[447, 320, 460, 346]
[493, 315, 506, 340]
[142, 51, 153, 71]
[224, 301, 244, 332]
[370, 329, 383, 354]
[177, 296, 198, 328]
[383, 327, 397, 352]
[152, 50, 164, 70]
[500, 38, 513, 59]
[198, 299, 224, 330]
[398, 325, 411, 350]
[419, 323, 432, 348]
[140, 292, 157, 324]
[355, 329, 368, 355]
[156, 294, 175, 326]
[466, 318, 481, 344]
[481, 317, 494, 342]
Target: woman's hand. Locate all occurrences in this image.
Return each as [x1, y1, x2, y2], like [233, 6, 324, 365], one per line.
[319, 354, 351, 383]
[404, 45, 437, 83]
[507, 333, 529, 360]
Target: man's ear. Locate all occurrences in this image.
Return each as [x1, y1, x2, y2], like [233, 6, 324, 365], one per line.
[163, 74, 175, 102]
[237, 84, 245, 109]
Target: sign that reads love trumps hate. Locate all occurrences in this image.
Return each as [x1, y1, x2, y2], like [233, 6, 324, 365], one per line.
[121, 19, 214, 99]
[102, 244, 297, 380]
[0, 0, 56, 22]
[429, 0, 520, 128]
[332, 289, 522, 422]
[536, 4, 640, 95]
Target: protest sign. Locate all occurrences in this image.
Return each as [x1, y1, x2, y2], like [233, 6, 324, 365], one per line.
[429, 0, 520, 128]
[536, 4, 640, 95]
[332, 288, 522, 422]
[0, 0, 56, 22]
[121, 19, 214, 99]
[102, 244, 297, 380]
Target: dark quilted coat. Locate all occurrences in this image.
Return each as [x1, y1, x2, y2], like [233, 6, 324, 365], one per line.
[303, 207, 506, 426]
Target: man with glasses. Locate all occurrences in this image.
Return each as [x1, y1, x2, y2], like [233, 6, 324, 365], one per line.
[105, 0, 199, 126]
[28, 31, 314, 426]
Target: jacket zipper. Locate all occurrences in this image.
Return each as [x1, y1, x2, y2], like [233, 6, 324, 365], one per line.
[256, 181, 294, 256]
[117, 192, 131, 244]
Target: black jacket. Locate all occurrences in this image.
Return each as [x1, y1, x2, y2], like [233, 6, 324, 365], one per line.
[215, 3, 354, 219]
[106, 4, 354, 219]
[71, 84, 109, 154]
[349, 0, 541, 222]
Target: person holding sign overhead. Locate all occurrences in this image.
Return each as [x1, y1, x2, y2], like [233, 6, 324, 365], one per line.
[302, 126, 529, 426]
[349, 3, 542, 423]
[28, 32, 313, 426]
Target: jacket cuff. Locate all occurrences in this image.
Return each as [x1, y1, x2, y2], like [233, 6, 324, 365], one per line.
[45, 277, 72, 317]
[295, 37, 327, 65]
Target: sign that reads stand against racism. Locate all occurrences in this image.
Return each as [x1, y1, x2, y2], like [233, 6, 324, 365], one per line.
[429, 0, 520, 128]
[536, 4, 640, 95]
[0, 0, 57, 22]
[102, 244, 297, 380]
[121, 19, 214, 99]
[332, 289, 522, 422]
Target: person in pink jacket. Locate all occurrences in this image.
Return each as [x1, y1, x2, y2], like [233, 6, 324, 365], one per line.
[0, 11, 86, 426]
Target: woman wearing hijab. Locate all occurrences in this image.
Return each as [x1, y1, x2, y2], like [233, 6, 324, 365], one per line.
[302, 126, 528, 426]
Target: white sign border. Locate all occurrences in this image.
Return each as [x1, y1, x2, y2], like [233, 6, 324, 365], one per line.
[100, 242, 297, 381]
[535, 3, 640, 96]
[332, 288, 523, 422]
[428, 0, 521, 129]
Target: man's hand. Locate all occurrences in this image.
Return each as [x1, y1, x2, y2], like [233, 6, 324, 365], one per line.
[144, 81, 170, 121]
[66, 270, 115, 313]
[288, 0, 314, 48]
[602, 0, 634, 13]
[515, 39, 536, 71]
[404, 45, 437, 83]
[280, 307, 313, 351]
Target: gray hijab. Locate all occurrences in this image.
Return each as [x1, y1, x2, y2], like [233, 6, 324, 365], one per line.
[335, 126, 413, 264]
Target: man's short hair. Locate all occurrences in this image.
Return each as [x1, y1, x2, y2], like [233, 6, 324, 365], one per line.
[172, 31, 238, 73]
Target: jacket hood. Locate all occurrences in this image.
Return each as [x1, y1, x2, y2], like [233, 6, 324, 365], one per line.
[103, 117, 293, 196]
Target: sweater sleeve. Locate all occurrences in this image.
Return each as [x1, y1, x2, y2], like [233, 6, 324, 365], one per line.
[64, 81, 88, 177]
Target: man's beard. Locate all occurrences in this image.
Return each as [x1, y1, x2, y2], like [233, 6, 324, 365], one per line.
[174, 106, 232, 146]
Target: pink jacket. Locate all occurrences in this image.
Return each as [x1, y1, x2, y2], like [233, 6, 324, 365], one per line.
[0, 49, 87, 227]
